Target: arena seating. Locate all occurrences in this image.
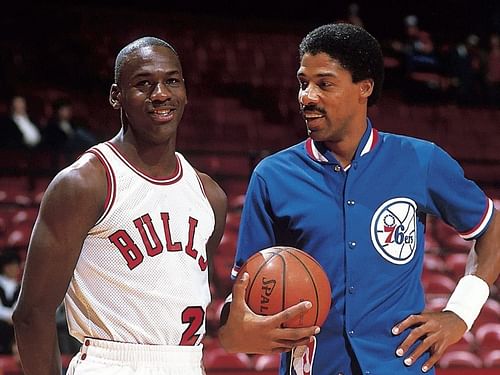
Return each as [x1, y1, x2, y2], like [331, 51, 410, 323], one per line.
[439, 351, 483, 368]
[1, 10, 499, 373]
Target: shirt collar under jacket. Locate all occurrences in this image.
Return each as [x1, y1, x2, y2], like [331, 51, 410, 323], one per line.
[305, 118, 379, 165]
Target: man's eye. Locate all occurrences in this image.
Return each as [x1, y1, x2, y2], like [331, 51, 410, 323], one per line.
[298, 81, 308, 90]
[136, 81, 151, 88]
[319, 81, 332, 88]
[166, 78, 181, 86]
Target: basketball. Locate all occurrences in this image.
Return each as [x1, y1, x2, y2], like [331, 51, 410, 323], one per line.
[238, 246, 331, 328]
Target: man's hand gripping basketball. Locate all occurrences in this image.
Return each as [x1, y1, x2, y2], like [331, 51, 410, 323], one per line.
[218, 272, 320, 354]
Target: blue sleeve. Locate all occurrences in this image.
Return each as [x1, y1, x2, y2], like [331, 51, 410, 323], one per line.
[426, 144, 493, 239]
[231, 171, 277, 279]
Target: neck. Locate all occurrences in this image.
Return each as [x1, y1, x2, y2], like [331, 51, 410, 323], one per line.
[111, 130, 178, 178]
[324, 118, 368, 168]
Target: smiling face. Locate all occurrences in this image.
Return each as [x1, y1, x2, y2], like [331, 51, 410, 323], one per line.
[297, 52, 373, 145]
[109, 44, 187, 145]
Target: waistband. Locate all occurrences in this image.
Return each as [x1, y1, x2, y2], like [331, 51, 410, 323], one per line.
[79, 338, 203, 367]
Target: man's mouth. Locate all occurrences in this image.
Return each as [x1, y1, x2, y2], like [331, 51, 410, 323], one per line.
[150, 108, 175, 121]
[304, 113, 325, 121]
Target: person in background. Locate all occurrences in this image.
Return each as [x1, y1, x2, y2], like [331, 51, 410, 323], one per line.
[0, 95, 42, 150]
[486, 33, 500, 108]
[42, 98, 97, 160]
[0, 250, 21, 354]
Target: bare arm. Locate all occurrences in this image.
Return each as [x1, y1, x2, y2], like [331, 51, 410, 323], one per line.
[393, 210, 500, 372]
[13, 154, 106, 375]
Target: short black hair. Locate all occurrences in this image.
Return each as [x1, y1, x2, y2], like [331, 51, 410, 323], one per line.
[52, 97, 71, 112]
[114, 36, 179, 84]
[0, 250, 20, 273]
[299, 23, 384, 106]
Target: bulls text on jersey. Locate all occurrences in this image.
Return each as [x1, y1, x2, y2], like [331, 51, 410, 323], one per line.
[109, 212, 207, 271]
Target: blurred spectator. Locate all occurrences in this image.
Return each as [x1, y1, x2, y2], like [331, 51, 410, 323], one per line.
[486, 33, 500, 108]
[398, 15, 444, 103]
[0, 250, 21, 354]
[41, 98, 97, 160]
[448, 34, 487, 107]
[0, 95, 42, 149]
[347, 3, 364, 28]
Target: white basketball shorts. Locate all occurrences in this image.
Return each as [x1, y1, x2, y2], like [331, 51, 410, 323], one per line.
[66, 338, 205, 375]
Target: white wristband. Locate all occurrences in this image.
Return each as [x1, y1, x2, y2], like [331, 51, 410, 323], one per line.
[443, 274, 490, 331]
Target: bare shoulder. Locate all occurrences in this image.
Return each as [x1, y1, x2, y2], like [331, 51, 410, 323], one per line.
[40, 152, 108, 224]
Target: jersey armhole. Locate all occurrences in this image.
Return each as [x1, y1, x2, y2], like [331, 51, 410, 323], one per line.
[194, 172, 209, 200]
[86, 148, 116, 226]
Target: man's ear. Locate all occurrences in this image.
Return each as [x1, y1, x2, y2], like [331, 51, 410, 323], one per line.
[109, 84, 121, 109]
[359, 79, 374, 99]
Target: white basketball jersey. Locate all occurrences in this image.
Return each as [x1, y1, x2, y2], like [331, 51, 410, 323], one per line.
[64, 142, 215, 346]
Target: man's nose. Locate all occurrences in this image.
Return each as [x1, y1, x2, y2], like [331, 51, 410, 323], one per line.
[299, 85, 319, 106]
[150, 82, 172, 101]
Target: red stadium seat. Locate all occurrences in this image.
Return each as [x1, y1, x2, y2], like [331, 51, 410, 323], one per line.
[6, 222, 33, 248]
[254, 353, 280, 371]
[438, 350, 482, 368]
[217, 231, 238, 257]
[212, 254, 235, 298]
[444, 253, 468, 281]
[0, 212, 9, 236]
[424, 217, 440, 253]
[425, 296, 448, 312]
[12, 208, 38, 226]
[472, 301, 500, 333]
[432, 220, 471, 253]
[482, 299, 500, 319]
[482, 349, 500, 368]
[203, 348, 252, 370]
[423, 253, 446, 273]
[475, 323, 500, 349]
[0, 177, 31, 206]
[225, 211, 241, 233]
[202, 335, 222, 352]
[61, 354, 73, 371]
[0, 355, 22, 374]
[444, 331, 476, 352]
[228, 193, 246, 211]
[422, 273, 456, 296]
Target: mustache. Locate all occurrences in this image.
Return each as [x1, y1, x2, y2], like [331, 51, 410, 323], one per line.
[300, 104, 326, 115]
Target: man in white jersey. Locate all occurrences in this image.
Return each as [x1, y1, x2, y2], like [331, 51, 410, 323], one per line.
[13, 37, 227, 375]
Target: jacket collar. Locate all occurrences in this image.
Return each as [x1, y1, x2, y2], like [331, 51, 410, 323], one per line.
[305, 118, 379, 165]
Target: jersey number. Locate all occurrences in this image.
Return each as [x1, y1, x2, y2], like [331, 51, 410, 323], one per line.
[180, 306, 205, 346]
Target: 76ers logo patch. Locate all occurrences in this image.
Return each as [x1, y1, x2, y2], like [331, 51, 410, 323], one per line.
[370, 197, 417, 265]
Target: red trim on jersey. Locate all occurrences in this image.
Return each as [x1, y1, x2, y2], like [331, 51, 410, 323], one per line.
[87, 148, 116, 226]
[305, 138, 328, 162]
[305, 138, 314, 160]
[104, 142, 183, 185]
[306, 128, 379, 162]
[359, 128, 379, 156]
[370, 128, 379, 151]
[459, 198, 494, 239]
[231, 264, 241, 279]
